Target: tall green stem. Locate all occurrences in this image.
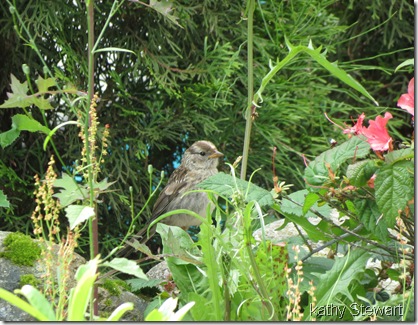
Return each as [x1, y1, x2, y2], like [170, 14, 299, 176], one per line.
[240, 0, 255, 180]
[86, 0, 98, 317]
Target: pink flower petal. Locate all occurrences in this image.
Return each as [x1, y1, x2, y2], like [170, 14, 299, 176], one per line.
[362, 112, 393, 151]
[397, 78, 414, 117]
[343, 113, 365, 135]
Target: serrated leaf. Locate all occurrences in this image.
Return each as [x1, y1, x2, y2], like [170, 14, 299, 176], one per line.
[92, 178, 116, 191]
[0, 74, 31, 108]
[0, 128, 20, 148]
[375, 160, 414, 226]
[0, 74, 53, 109]
[255, 241, 288, 303]
[198, 172, 274, 207]
[102, 258, 148, 279]
[35, 76, 56, 93]
[126, 278, 164, 291]
[272, 203, 331, 242]
[304, 136, 371, 188]
[302, 192, 320, 215]
[384, 148, 414, 164]
[0, 190, 10, 208]
[53, 173, 88, 207]
[0, 114, 50, 148]
[12, 114, 50, 134]
[65, 205, 95, 229]
[314, 249, 370, 308]
[346, 159, 377, 187]
[353, 199, 389, 242]
[282, 189, 331, 219]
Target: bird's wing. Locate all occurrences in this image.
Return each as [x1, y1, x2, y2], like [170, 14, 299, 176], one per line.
[150, 166, 191, 220]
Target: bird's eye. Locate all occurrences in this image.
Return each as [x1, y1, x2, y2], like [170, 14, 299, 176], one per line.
[199, 151, 206, 156]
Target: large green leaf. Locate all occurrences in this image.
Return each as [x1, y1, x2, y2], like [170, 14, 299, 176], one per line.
[281, 189, 331, 219]
[354, 198, 389, 242]
[304, 136, 371, 188]
[313, 249, 370, 311]
[272, 203, 332, 242]
[375, 160, 414, 226]
[346, 159, 378, 187]
[53, 173, 88, 207]
[0, 74, 54, 109]
[198, 172, 274, 207]
[65, 205, 95, 229]
[0, 114, 51, 148]
[384, 147, 414, 164]
[102, 257, 148, 279]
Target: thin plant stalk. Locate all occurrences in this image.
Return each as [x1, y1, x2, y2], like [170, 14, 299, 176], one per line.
[85, 0, 99, 318]
[240, 0, 255, 180]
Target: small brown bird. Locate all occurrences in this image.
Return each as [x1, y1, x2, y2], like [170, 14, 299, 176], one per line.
[118, 140, 223, 257]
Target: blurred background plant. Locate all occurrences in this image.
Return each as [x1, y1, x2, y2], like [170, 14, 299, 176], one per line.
[0, 0, 413, 258]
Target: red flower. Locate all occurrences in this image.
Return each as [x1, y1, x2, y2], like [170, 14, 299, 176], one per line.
[361, 112, 393, 151]
[343, 113, 365, 135]
[397, 78, 414, 117]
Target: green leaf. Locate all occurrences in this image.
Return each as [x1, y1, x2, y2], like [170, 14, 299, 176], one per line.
[35, 76, 56, 93]
[304, 136, 371, 188]
[0, 74, 29, 108]
[126, 278, 163, 291]
[65, 205, 95, 229]
[254, 40, 377, 106]
[281, 190, 331, 219]
[395, 58, 414, 72]
[16, 285, 56, 321]
[0, 74, 53, 109]
[53, 173, 88, 207]
[198, 172, 274, 207]
[12, 114, 50, 134]
[67, 257, 99, 321]
[375, 160, 414, 226]
[0, 128, 20, 148]
[272, 202, 331, 242]
[346, 159, 377, 187]
[105, 302, 134, 321]
[354, 198, 389, 242]
[0, 287, 51, 321]
[314, 249, 370, 308]
[384, 148, 414, 164]
[0, 114, 50, 148]
[94, 47, 136, 54]
[255, 241, 288, 308]
[302, 192, 320, 215]
[102, 258, 148, 279]
[0, 190, 10, 208]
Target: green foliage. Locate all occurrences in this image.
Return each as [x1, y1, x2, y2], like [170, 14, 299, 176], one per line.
[19, 274, 41, 289]
[0, 190, 9, 208]
[0, 256, 134, 321]
[0, 114, 51, 148]
[374, 157, 414, 225]
[100, 278, 129, 297]
[304, 136, 371, 187]
[0, 232, 41, 266]
[199, 171, 274, 207]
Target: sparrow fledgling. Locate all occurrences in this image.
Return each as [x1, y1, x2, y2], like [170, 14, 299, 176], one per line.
[118, 140, 223, 256]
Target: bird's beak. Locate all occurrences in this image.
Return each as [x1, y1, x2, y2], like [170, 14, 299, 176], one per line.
[208, 150, 224, 159]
